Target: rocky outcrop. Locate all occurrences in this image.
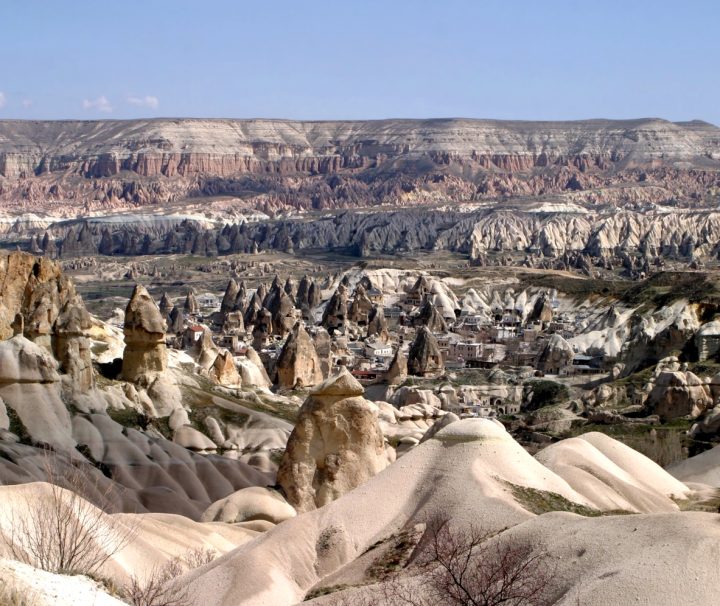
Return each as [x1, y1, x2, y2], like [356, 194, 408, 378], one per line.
[386, 348, 408, 385]
[696, 319, 720, 362]
[53, 296, 94, 391]
[645, 371, 712, 421]
[277, 369, 390, 512]
[321, 285, 348, 335]
[33, 203, 720, 272]
[0, 335, 74, 450]
[243, 292, 262, 327]
[267, 288, 297, 337]
[168, 306, 184, 334]
[415, 299, 448, 333]
[0, 252, 72, 342]
[366, 305, 389, 341]
[211, 350, 241, 387]
[275, 322, 324, 390]
[407, 327, 444, 376]
[201, 487, 296, 524]
[252, 308, 273, 349]
[296, 276, 321, 311]
[241, 346, 272, 388]
[348, 285, 373, 324]
[220, 279, 240, 315]
[158, 292, 173, 318]
[122, 284, 168, 382]
[536, 334, 574, 375]
[184, 289, 199, 314]
[312, 327, 332, 379]
[528, 292, 553, 324]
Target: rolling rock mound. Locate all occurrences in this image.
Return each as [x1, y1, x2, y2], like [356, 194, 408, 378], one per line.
[178, 418, 695, 606]
[0, 481, 264, 595]
[0, 251, 281, 519]
[1, 118, 719, 216]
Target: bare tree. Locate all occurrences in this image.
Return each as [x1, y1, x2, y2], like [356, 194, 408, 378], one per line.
[126, 547, 219, 606]
[7, 449, 136, 577]
[386, 516, 553, 606]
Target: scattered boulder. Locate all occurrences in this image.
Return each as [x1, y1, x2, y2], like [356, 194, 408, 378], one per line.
[173, 425, 217, 452]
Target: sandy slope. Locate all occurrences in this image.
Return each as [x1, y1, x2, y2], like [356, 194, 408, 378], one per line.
[178, 419, 695, 606]
[310, 511, 720, 606]
[536, 432, 689, 512]
[667, 445, 720, 487]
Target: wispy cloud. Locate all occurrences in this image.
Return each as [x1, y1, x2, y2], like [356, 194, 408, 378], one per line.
[82, 95, 113, 113]
[0, 92, 6, 109]
[22, 99, 33, 108]
[127, 95, 159, 109]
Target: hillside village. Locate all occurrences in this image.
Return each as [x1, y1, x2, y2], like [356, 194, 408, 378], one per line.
[127, 269, 617, 423]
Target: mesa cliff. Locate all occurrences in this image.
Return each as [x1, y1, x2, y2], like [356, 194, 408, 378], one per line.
[1, 117, 719, 214]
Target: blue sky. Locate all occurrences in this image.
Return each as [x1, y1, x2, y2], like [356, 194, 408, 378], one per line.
[1, 0, 718, 123]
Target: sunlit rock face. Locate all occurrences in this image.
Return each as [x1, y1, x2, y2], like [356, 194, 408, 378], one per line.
[277, 369, 390, 512]
[122, 284, 168, 382]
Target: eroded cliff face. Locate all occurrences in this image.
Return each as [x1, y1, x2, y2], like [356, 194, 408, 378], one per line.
[34, 206, 720, 276]
[1, 117, 719, 213]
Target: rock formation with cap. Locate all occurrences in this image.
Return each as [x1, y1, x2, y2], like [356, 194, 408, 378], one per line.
[277, 368, 390, 512]
[122, 284, 168, 382]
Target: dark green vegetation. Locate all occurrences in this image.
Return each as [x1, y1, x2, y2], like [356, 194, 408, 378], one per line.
[524, 380, 570, 411]
[506, 482, 632, 517]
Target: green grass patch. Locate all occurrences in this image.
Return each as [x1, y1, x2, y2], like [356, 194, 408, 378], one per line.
[674, 489, 720, 513]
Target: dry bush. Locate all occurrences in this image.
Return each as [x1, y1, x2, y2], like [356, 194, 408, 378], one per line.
[0, 578, 38, 606]
[385, 516, 554, 606]
[7, 450, 136, 577]
[126, 547, 219, 606]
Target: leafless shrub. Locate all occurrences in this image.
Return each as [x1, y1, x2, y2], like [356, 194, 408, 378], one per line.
[7, 450, 136, 577]
[126, 547, 219, 606]
[180, 547, 218, 569]
[386, 515, 554, 606]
